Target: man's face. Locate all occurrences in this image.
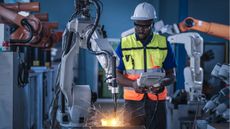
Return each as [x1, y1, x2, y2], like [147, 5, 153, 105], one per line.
[134, 20, 153, 40]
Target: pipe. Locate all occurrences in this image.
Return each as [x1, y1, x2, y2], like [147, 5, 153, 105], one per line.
[34, 13, 48, 21]
[43, 22, 59, 29]
[1, 2, 40, 12]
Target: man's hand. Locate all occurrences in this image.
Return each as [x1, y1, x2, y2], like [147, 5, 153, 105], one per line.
[132, 81, 146, 93]
[160, 77, 174, 86]
[150, 73, 175, 94]
[150, 86, 165, 94]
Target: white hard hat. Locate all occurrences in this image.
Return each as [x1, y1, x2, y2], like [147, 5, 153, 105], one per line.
[131, 2, 157, 21]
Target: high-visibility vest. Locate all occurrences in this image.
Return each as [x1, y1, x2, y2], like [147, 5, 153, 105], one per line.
[121, 33, 168, 101]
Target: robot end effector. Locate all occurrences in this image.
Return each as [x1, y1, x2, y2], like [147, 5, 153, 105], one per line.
[178, 17, 230, 40]
[168, 32, 204, 101]
[155, 17, 230, 41]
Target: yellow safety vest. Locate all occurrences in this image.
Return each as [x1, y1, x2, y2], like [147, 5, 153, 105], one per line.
[121, 33, 168, 101]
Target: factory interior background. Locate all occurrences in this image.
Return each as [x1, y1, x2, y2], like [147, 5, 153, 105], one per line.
[0, 0, 229, 129]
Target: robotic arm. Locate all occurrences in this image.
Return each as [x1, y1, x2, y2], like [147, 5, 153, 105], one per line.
[155, 17, 230, 40]
[0, 2, 42, 44]
[55, 0, 119, 127]
[0, 3, 61, 49]
[0, 2, 40, 12]
[203, 86, 230, 122]
[60, 18, 118, 106]
[156, 17, 229, 102]
[178, 17, 230, 40]
[203, 86, 229, 113]
[168, 32, 204, 101]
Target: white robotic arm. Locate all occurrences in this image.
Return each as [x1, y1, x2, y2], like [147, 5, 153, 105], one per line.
[49, 1, 121, 127]
[168, 32, 204, 101]
[58, 8, 119, 127]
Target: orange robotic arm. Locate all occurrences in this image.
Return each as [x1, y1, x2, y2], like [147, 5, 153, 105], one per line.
[0, 3, 42, 44]
[178, 17, 230, 40]
[1, 2, 40, 12]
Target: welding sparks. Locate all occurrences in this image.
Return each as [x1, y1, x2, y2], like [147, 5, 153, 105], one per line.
[89, 104, 125, 127]
[101, 118, 123, 127]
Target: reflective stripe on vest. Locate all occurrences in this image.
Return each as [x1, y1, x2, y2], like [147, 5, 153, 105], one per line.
[121, 33, 168, 101]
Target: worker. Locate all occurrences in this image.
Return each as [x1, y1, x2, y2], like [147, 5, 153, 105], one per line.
[116, 2, 176, 129]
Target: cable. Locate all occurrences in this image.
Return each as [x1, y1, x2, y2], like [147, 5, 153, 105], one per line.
[192, 101, 201, 129]
[63, 31, 74, 55]
[17, 53, 27, 87]
[86, 0, 111, 56]
[49, 63, 61, 128]
[147, 94, 159, 129]
[97, 0, 103, 13]
[17, 62, 26, 87]
[10, 19, 34, 43]
[84, 0, 113, 72]
[69, 11, 78, 22]
[48, 5, 79, 127]
[50, 87, 60, 129]
[86, 0, 100, 51]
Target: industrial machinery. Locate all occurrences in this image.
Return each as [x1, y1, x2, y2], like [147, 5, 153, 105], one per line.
[178, 17, 230, 40]
[0, 2, 61, 49]
[0, 1, 62, 67]
[50, 0, 119, 128]
[165, 18, 229, 129]
[203, 64, 229, 122]
[0, 2, 62, 129]
[203, 86, 230, 121]
[210, 63, 230, 85]
[168, 32, 204, 101]
[0, 2, 42, 45]
[194, 64, 230, 129]
[156, 17, 230, 101]
[0, 23, 10, 51]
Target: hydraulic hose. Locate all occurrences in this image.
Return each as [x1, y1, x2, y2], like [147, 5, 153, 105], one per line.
[86, 0, 111, 57]
[10, 18, 34, 43]
[63, 31, 74, 55]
